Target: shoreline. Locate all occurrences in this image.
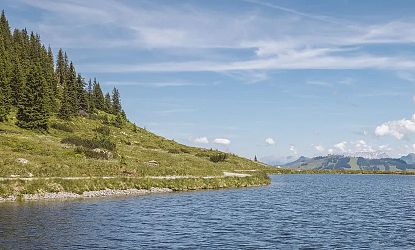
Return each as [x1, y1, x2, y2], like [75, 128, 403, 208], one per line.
[0, 187, 174, 202]
[0, 184, 269, 203]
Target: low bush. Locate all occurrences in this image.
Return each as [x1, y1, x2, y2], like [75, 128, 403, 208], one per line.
[94, 126, 111, 137]
[210, 153, 228, 163]
[180, 148, 191, 154]
[195, 152, 210, 158]
[74, 147, 112, 160]
[61, 136, 116, 151]
[168, 148, 181, 154]
[50, 122, 74, 132]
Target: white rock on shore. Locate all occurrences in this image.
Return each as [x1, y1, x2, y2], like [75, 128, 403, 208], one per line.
[0, 188, 173, 202]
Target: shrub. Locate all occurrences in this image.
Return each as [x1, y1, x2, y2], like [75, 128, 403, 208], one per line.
[50, 122, 74, 132]
[195, 151, 210, 158]
[168, 148, 181, 154]
[132, 124, 138, 133]
[209, 153, 228, 163]
[113, 114, 124, 128]
[180, 148, 191, 154]
[62, 136, 116, 151]
[74, 147, 113, 160]
[94, 126, 111, 137]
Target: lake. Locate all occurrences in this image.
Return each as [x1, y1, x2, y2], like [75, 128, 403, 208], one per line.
[1, 174, 414, 249]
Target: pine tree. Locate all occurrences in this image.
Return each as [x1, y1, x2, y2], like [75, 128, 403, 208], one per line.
[92, 79, 104, 110]
[9, 56, 24, 105]
[254, 155, 258, 162]
[111, 87, 122, 114]
[76, 74, 88, 111]
[104, 92, 112, 113]
[45, 46, 58, 112]
[56, 48, 67, 94]
[87, 78, 94, 111]
[16, 63, 49, 130]
[59, 62, 77, 118]
[0, 11, 12, 121]
[0, 73, 11, 122]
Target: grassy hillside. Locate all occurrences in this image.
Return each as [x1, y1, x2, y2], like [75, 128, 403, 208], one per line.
[0, 110, 278, 197]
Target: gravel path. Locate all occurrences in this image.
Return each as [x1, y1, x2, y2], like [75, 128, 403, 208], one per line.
[0, 172, 252, 181]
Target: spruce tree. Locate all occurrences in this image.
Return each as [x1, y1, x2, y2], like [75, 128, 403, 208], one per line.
[56, 48, 66, 89]
[16, 63, 49, 130]
[104, 92, 112, 113]
[9, 56, 24, 105]
[59, 62, 77, 118]
[92, 79, 104, 110]
[76, 74, 88, 111]
[111, 87, 122, 114]
[87, 78, 94, 111]
[0, 42, 11, 121]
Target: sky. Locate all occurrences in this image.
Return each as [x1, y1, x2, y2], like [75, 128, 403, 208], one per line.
[2, 0, 415, 163]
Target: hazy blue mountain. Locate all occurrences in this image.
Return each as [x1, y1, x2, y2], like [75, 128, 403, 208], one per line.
[400, 153, 415, 164]
[283, 155, 415, 171]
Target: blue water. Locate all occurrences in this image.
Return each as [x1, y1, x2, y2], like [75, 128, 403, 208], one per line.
[1, 174, 414, 249]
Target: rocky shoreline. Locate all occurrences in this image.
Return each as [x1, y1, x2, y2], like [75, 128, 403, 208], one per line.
[0, 187, 173, 202]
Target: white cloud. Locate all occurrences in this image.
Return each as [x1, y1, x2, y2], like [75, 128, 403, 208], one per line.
[213, 138, 231, 145]
[265, 137, 276, 145]
[289, 145, 298, 155]
[83, 54, 415, 73]
[413, 144, 415, 152]
[334, 141, 347, 152]
[413, 95, 415, 104]
[314, 144, 325, 153]
[375, 114, 415, 139]
[193, 137, 209, 144]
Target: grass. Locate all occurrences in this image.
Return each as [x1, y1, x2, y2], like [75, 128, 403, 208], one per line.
[0, 111, 276, 197]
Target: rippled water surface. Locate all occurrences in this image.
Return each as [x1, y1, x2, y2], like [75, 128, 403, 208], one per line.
[1, 174, 415, 249]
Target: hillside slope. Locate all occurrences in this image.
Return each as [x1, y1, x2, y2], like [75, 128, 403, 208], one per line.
[0, 111, 276, 198]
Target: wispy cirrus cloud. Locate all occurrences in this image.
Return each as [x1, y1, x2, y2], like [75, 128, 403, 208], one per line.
[14, 0, 415, 74]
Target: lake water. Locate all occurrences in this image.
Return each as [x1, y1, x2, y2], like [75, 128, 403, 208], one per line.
[1, 174, 414, 249]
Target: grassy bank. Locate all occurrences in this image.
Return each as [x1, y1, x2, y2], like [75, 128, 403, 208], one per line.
[0, 173, 271, 198]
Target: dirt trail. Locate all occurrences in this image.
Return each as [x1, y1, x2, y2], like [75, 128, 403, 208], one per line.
[0, 171, 252, 181]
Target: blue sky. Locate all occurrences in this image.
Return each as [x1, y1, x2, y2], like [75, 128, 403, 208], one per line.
[3, 0, 415, 163]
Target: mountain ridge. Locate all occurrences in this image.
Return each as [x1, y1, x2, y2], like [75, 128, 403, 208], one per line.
[284, 154, 415, 171]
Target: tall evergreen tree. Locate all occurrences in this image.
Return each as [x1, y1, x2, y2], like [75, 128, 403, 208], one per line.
[9, 56, 24, 105]
[104, 92, 112, 113]
[16, 63, 49, 130]
[59, 62, 78, 118]
[87, 78, 94, 111]
[92, 79, 104, 110]
[0, 11, 12, 121]
[56, 48, 67, 90]
[76, 74, 88, 111]
[111, 87, 122, 115]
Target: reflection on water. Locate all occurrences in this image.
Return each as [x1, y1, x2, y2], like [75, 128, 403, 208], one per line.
[1, 174, 414, 249]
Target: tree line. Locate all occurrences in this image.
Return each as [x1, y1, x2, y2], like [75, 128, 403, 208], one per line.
[0, 10, 125, 130]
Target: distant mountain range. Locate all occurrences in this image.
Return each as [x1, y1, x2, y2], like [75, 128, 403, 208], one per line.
[283, 154, 415, 171]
